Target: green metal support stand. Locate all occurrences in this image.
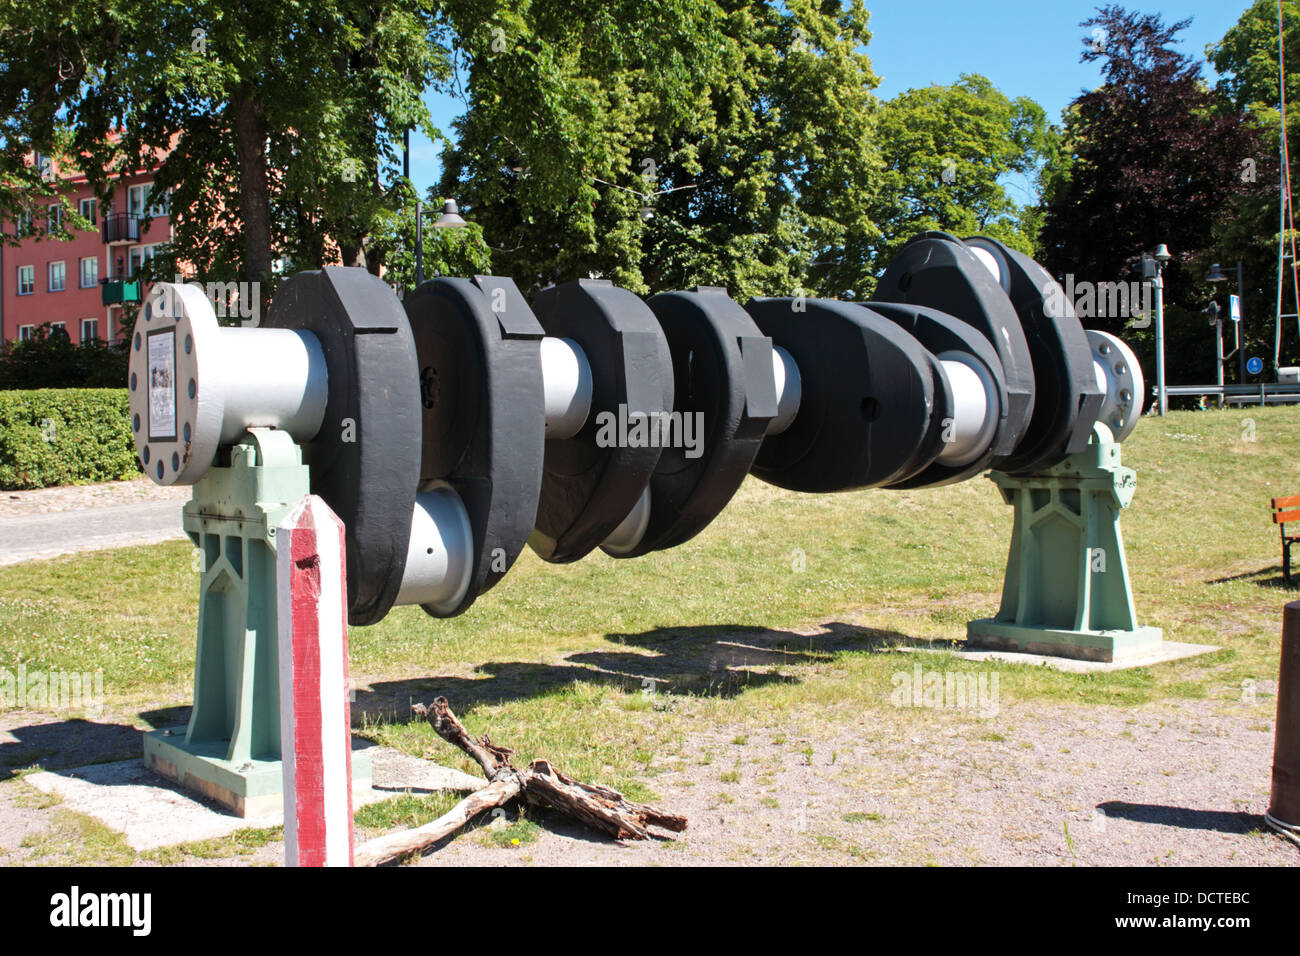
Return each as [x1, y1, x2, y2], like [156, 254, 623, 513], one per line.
[967, 423, 1163, 663]
[143, 427, 371, 817]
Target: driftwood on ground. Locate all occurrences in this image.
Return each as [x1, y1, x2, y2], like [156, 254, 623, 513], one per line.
[353, 696, 687, 866]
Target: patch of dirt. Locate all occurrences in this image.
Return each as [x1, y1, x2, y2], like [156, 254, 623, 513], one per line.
[0, 782, 54, 863]
[0, 691, 1295, 866]
[412, 697, 1298, 867]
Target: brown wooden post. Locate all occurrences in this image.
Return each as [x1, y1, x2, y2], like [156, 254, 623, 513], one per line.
[1268, 601, 1300, 835]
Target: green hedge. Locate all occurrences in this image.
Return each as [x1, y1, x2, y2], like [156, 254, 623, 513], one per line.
[0, 325, 129, 390]
[0, 389, 140, 490]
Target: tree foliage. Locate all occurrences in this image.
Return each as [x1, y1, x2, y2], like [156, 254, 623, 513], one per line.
[437, 0, 883, 300]
[1208, 0, 1300, 369]
[868, 74, 1057, 276]
[0, 0, 1062, 311]
[1038, 5, 1261, 335]
[0, 0, 449, 289]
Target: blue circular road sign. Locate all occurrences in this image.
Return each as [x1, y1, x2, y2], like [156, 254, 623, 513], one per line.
[1248, 356, 1264, 375]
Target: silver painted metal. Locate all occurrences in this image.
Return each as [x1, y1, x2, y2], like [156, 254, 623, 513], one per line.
[600, 486, 651, 556]
[936, 351, 998, 467]
[127, 283, 327, 486]
[767, 346, 802, 436]
[968, 245, 1004, 286]
[540, 336, 594, 440]
[1086, 330, 1144, 442]
[393, 482, 475, 613]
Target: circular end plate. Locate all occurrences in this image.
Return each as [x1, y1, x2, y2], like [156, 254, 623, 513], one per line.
[1086, 330, 1143, 442]
[127, 283, 224, 486]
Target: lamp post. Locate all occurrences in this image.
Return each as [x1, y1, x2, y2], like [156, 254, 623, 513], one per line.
[1149, 243, 1172, 415]
[415, 199, 467, 288]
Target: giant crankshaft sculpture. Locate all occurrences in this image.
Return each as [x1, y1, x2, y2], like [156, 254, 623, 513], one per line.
[126, 231, 1154, 815]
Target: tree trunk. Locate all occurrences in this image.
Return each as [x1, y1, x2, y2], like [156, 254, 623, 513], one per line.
[232, 95, 274, 284]
[338, 240, 366, 269]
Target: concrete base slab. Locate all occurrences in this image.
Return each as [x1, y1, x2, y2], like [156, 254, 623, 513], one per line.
[966, 618, 1166, 663]
[903, 639, 1219, 673]
[23, 745, 484, 851]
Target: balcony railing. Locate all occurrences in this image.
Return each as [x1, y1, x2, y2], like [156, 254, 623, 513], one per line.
[101, 278, 142, 307]
[101, 212, 139, 245]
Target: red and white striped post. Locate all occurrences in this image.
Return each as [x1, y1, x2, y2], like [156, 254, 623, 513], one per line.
[277, 494, 355, 867]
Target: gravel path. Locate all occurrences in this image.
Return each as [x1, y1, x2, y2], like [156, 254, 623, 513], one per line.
[0, 694, 1293, 866]
[0, 478, 187, 566]
[415, 697, 1297, 867]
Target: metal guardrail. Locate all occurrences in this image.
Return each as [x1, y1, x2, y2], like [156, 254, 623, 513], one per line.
[1161, 383, 1300, 405]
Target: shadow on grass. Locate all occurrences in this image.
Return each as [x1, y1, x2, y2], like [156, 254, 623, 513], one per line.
[1, 622, 925, 774]
[1098, 800, 1264, 835]
[356, 620, 925, 725]
[1207, 565, 1296, 590]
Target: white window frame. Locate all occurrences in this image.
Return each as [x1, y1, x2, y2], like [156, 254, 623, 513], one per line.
[48, 260, 66, 292]
[78, 198, 97, 225]
[18, 325, 34, 342]
[17, 265, 34, 295]
[128, 243, 162, 277]
[47, 203, 62, 232]
[127, 182, 169, 219]
[79, 256, 98, 288]
[80, 318, 99, 342]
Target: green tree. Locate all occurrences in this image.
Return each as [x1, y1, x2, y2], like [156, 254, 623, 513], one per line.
[1208, 0, 1300, 370]
[1038, 7, 1259, 331]
[0, 0, 449, 289]
[438, 0, 883, 301]
[866, 74, 1057, 277]
[369, 192, 494, 292]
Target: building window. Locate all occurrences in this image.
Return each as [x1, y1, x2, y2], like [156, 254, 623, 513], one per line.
[48, 261, 66, 292]
[127, 183, 169, 219]
[47, 204, 62, 232]
[17, 265, 34, 295]
[15, 210, 31, 236]
[80, 318, 99, 342]
[18, 325, 34, 342]
[78, 198, 97, 225]
[80, 256, 98, 288]
[49, 322, 67, 341]
[128, 243, 161, 277]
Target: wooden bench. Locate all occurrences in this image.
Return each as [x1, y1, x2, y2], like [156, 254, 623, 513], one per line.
[1272, 494, 1300, 587]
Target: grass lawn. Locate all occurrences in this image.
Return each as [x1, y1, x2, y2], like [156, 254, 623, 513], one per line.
[1, 406, 1297, 852]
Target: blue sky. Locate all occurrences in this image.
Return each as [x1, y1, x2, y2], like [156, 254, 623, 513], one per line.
[407, 1, 1255, 200]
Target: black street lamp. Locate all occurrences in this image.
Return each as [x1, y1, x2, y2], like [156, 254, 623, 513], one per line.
[415, 199, 468, 288]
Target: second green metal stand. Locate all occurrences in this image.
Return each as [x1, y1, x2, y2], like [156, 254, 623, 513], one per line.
[967, 423, 1163, 663]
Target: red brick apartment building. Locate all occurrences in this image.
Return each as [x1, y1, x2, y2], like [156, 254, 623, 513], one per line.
[1, 156, 171, 346]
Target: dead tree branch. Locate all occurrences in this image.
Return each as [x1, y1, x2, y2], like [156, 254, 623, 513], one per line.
[353, 697, 686, 866]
